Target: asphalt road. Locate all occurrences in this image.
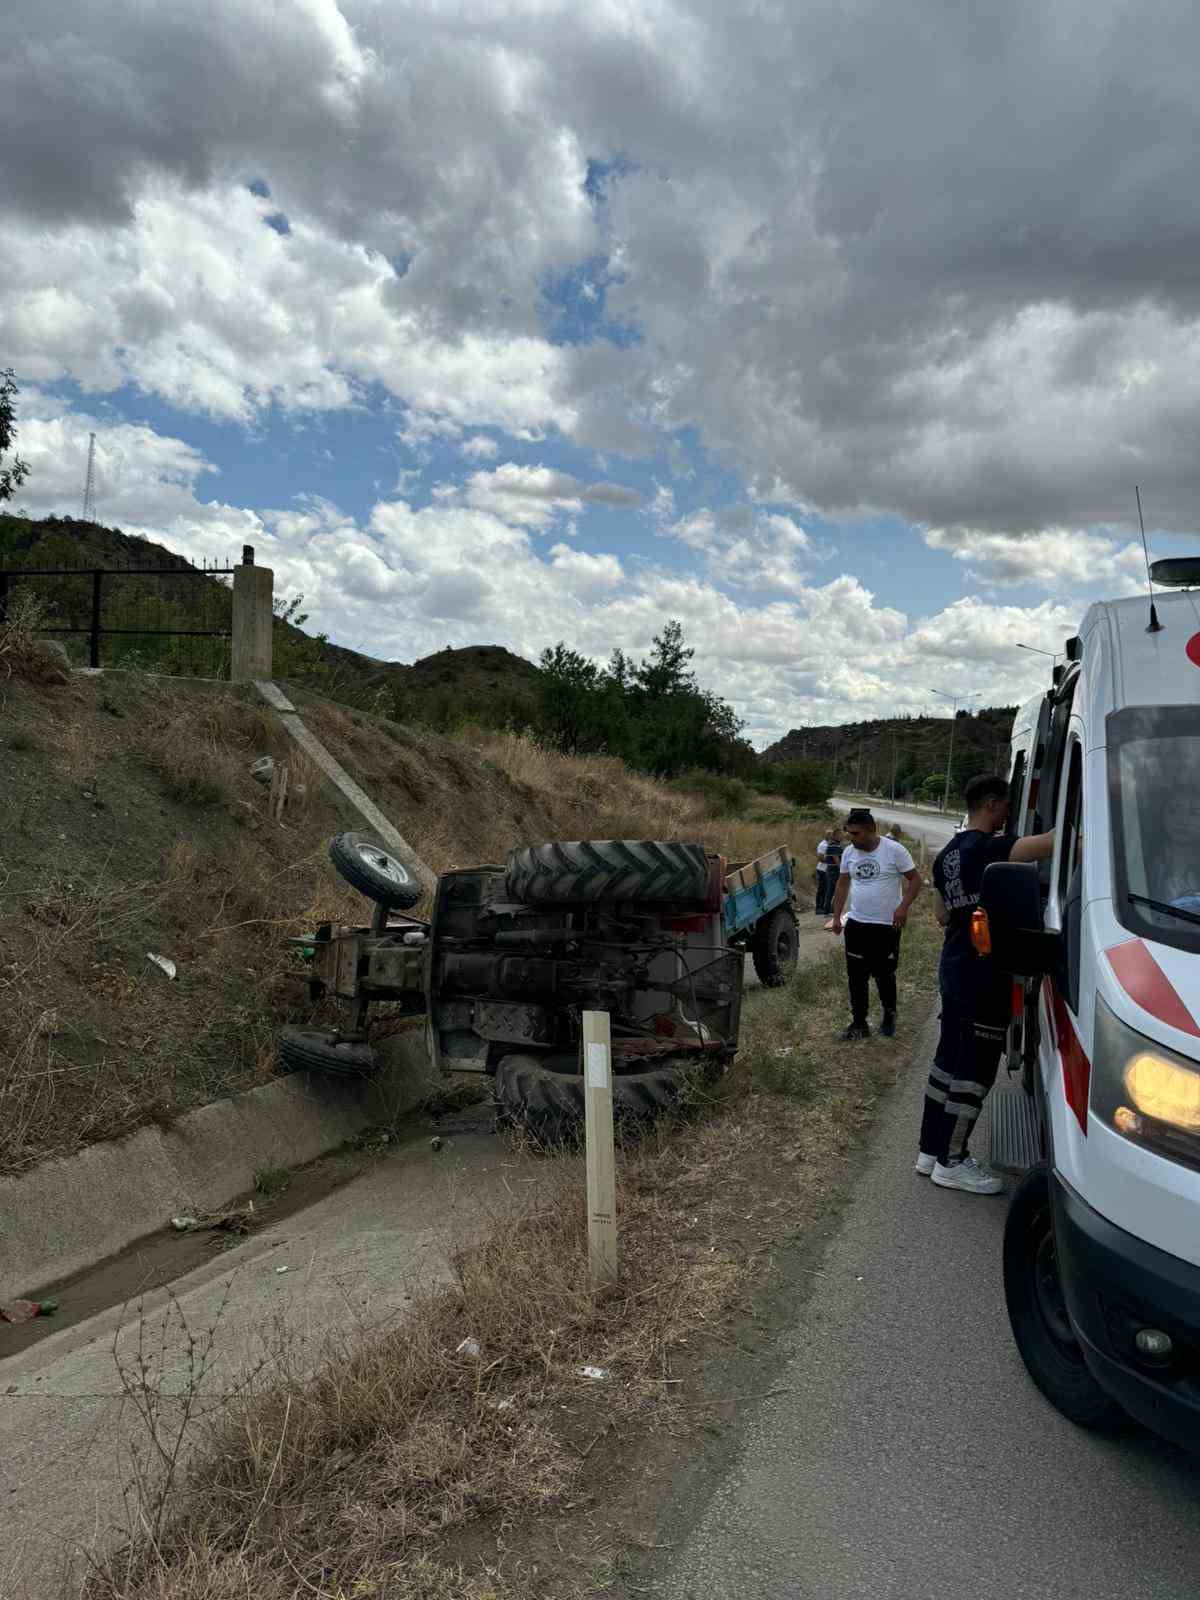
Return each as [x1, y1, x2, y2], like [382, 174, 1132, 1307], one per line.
[830, 795, 959, 848]
[648, 1013, 1200, 1600]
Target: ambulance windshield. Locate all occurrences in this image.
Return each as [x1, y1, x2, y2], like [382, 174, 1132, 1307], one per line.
[1108, 707, 1200, 956]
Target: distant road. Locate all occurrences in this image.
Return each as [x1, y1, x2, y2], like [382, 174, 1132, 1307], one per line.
[829, 794, 958, 849]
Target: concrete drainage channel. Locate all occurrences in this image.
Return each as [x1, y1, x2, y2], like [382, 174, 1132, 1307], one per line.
[0, 1023, 436, 1307]
[0, 1102, 517, 1599]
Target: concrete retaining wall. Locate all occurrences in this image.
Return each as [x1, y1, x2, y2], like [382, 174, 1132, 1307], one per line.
[0, 1024, 436, 1300]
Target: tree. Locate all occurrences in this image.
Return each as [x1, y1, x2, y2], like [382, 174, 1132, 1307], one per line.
[634, 619, 696, 699]
[765, 760, 835, 808]
[538, 642, 607, 754]
[0, 370, 30, 503]
[272, 592, 329, 681]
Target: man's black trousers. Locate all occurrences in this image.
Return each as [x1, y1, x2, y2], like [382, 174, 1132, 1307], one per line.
[843, 917, 901, 1022]
[919, 952, 1010, 1164]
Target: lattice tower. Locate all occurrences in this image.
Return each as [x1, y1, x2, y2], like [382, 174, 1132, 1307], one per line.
[81, 432, 97, 521]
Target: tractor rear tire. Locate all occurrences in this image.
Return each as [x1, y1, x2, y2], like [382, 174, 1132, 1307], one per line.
[505, 840, 710, 904]
[494, 1051, 706, 1142]
[329, 832, 423, 910]
[751, 906, 799, 987]
[277, 1025, 377, 1078]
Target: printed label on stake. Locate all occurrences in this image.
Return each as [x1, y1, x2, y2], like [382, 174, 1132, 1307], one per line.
[585, 1042, 610, 1090]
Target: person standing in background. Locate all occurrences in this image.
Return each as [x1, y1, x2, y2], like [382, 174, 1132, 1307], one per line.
[815, 826, 844, 914]
[815, 832, 831, 913]
[831, 809, 922, 1039]
[821, 826, 845, 915]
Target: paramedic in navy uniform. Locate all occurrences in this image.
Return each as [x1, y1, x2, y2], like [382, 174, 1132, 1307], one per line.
[917, 774, 1054, 1195]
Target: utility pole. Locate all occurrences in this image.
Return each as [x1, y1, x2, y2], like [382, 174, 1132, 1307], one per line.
[81, 433, 97, 522]
[890, 733, 898, 801]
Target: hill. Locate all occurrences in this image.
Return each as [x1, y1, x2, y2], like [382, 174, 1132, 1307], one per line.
[0, 512, 541, 728]
[0, 515, 749, 773]
[316, 639, 542, 730]
[761, 706, 1019, 802]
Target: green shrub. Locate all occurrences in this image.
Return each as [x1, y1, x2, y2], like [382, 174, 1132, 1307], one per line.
[669, 770, 752, 817]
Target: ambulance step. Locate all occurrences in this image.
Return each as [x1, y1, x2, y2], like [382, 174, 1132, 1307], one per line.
[989, 1081, 1041, 1175]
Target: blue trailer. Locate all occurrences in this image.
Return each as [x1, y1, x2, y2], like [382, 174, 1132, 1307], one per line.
[722, 846, 800, 987]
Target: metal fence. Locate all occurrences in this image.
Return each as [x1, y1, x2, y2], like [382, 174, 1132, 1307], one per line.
[0, 555, 237, 677]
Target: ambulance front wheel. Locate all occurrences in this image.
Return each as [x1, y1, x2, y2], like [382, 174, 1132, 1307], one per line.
[1003, 1163, 1127, 1432]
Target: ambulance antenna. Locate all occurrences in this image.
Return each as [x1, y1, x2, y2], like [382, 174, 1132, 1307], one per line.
[1135, 485, 1162, 634]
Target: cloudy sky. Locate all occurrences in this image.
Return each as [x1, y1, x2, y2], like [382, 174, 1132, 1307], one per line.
[4, 0, 1199, 745]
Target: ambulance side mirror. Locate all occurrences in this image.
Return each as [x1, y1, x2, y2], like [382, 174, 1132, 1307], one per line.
[981, 862, 1063, 977]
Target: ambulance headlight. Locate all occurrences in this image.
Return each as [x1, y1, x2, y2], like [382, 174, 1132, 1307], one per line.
[1093, 996, 1200, 1172]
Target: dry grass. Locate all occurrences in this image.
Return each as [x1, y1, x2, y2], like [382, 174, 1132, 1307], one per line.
[83, 897, 944, 1600]
[0, 591, 69, 687]
[0, 865, 185, 1168]
[87, 1155, 739, 1600]
[0, 681, 382, 1171]
[461, 730, 830, 901]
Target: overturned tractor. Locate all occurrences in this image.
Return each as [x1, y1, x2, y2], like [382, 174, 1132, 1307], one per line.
[280, 832, 799, 1132]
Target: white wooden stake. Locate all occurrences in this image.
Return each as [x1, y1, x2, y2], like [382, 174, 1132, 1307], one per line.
[582, 1010, 618, 1286]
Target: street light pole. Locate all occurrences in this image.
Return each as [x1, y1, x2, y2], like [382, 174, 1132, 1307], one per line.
[944, 713, 957, 814]
[931, 690, 977, 812]
[1016, 642, 1061, 668]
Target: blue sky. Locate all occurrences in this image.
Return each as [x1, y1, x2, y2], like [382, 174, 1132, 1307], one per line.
[5, 1, 1200, 744]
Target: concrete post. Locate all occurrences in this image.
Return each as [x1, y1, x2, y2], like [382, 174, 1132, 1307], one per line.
[583, 1009, 618, 1287]
[231, 544, 273, 681]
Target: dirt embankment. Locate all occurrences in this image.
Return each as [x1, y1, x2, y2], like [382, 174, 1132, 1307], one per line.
[0, 674, 560, 1174]
[0, 671, 827, 1176]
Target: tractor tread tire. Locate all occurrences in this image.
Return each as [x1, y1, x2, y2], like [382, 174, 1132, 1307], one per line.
[505, 839, 709, 905]
[278, 1025, 377, 1079]
[751, 906, 799, 987]
[494, 1052, 704, 1142]
[329, 832, 423, 910]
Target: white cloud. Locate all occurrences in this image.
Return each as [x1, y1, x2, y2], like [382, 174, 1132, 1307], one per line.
[460, 434, 500, 461]
[0, 181, 578, 432]
[459, 462, 639, 529]
[6, 0, 1200, 547]
[9, 0, 1193, 747]
[924, 526, 1147, 595]
[659, 504, 818, 594]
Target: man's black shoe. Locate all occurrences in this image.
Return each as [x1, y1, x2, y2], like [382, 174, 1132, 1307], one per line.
[841, 1022, 871, 1041]
[880, 1012, 897, 1038]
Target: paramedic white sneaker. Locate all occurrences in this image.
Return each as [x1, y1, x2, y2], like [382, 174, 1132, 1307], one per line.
[931, 1155, 1004, 1195]
[915, 1151, 936, 1176]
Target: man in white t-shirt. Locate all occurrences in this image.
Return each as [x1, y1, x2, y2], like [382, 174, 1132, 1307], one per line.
[831, 808, 923, 1040]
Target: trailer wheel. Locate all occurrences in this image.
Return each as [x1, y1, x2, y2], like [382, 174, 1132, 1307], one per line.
[751, 906, 799, 987]
[277, 1025, 377, 1078]
[1003, 1163, 1126, 1431]
[505, 840, 710, 904]
[329, 832, 423, 910]
[493, 1052, 709, 1143]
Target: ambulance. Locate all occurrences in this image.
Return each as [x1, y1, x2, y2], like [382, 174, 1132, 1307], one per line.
[981, 561, 1200, 1449]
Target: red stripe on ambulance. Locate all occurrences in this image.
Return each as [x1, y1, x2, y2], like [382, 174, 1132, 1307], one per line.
[1106, 939, 1200, 1039]
[1046, 982, 1090, 1134]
